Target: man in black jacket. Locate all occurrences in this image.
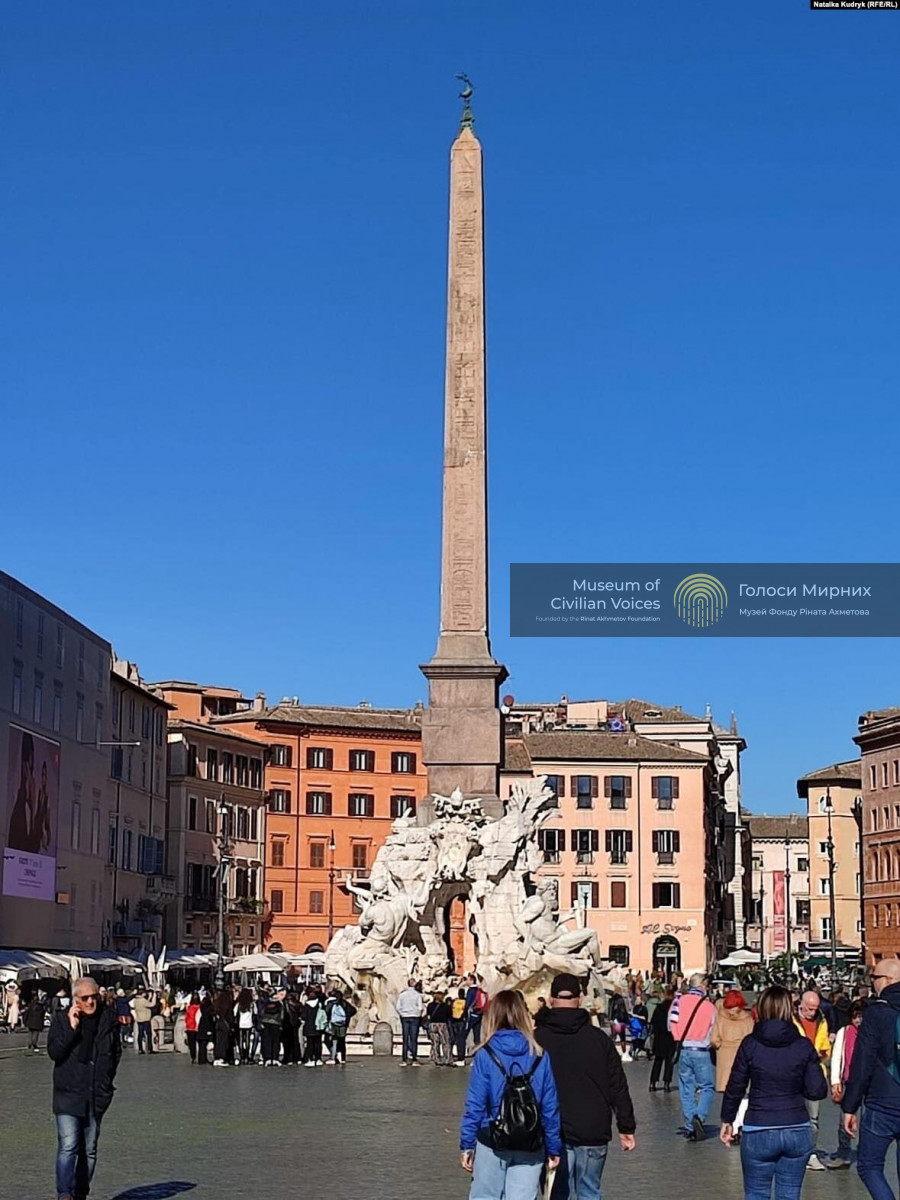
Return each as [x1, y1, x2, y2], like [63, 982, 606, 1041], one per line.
[535, 973, 636, 1200]
[842, 958, 900, 1200]
[48, 976, 121, 1200]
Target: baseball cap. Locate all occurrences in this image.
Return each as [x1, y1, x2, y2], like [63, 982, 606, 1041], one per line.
[550, 973, 582, 999]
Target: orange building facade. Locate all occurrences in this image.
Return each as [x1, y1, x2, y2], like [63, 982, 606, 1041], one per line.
[214, 703, 427, 954]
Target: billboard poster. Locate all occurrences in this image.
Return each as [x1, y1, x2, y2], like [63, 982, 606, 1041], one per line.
[772, 869, 786, 952]
[3, 725, 60, 901]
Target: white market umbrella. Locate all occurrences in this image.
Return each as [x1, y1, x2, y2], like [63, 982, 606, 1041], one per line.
[223, 953, 289, 974]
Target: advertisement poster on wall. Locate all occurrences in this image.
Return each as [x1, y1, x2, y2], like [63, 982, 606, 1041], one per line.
[3, 725, 60, 901]
[772, 869, 786, 952]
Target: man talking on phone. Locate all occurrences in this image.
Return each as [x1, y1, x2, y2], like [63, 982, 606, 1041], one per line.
[48, 976, 122, 1200]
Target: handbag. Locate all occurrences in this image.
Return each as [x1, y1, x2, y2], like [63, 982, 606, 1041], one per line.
[671, 994, 706, 1064]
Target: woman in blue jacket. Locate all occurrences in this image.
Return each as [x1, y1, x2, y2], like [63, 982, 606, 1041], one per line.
[720, 986, 828, 1200]
[459, 988, 562, 1200]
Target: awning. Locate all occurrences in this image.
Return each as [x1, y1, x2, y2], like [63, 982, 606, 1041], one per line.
[224, 953, 289, 974]
[718, 949, 762, 967]
[69, 951, 144, 974]
[161, 951, 219, 970]
[0, 949, 71, 982]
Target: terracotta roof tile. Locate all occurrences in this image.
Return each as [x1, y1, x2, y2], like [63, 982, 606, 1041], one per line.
[523, 731, 707, 763]
[747, 813, 809, 840]
[796, 759, 862, 787]
[504, 739, 533, 772]
[212, 704, 422, 734]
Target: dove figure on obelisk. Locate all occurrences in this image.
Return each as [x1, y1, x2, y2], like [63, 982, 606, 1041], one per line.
[420, 77, 508, 819]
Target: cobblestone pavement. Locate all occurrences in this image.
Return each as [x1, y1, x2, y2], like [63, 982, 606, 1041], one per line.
[0, 1047, 876, 1200]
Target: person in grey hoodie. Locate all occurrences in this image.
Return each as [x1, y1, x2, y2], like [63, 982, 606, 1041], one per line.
[395, 979, 424, 1066]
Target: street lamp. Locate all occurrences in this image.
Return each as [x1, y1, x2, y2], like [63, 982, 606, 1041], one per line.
[215, 799, 232, 991]
[825, 788, 839, 983]
[327, 829, 337, 945]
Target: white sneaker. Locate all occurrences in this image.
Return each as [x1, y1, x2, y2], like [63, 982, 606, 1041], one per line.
[807, 1155, 826, 1171]
[621, 1054, 633, 1063]
[454, 1061, 467, 1067]
[273, 1061, 282, 1067]
[303, 1061, 316, 1068]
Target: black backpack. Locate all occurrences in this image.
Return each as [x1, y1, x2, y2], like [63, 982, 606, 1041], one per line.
[483, 1042, 544, 1153]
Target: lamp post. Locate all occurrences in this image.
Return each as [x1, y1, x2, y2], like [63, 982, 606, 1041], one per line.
[825, 788, 839, 983]
[215, 798, 232, 991]
[759, 873, 766, 963]
[327, 829, 337, 945]
[852, 794, 866, 967]
[785, 837, 793, 972]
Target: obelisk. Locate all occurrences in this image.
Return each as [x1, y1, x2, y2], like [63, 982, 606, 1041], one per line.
[420, 80, 508, 816]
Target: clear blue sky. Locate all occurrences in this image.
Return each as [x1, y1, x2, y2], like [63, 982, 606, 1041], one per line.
[3, 2, 899, 814]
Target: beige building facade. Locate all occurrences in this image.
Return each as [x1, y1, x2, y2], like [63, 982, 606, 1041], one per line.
[797, 760, 863, 953]
[1, 572, 113, 949]
[745, 814, 810, 957]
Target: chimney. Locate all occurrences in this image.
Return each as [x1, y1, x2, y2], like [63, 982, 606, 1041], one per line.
[253, 692, 266, 712]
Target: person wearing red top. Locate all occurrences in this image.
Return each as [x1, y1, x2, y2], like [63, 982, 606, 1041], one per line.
[184, 993, 201, 1064]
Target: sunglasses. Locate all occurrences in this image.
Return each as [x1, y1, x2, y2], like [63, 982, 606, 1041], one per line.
[77, 994, 100, 1003]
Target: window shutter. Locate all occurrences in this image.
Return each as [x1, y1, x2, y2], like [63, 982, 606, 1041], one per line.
[325, 793, 332, 816]
[367, 795, 375, 818]
[591, 829, 599, 852]
[605, 830, 612, 852]
[652, 883, 660, 907]
[306, 747, 314, 768]
[672, 777, 680, 799]
[652, 831, 659, 853]
[673, 883, 681, 907]
[571, 776, 578, 798]
[591, 883, 599, 908]
[591, 775, 599, 798]
[155, 838, 164, 875]
[604, 776, 611, 798]
[285, 745, 292, 768]
[409, 753, 417, 773]
[651, 777, 659, 799]
[625, 831, 633, 853]
[673, 831, 681, 853]
[625, 777, 632, 799]
[559, 829, 566, 851]
[571, 882, 578, 907]
[326, 748, 334, 770]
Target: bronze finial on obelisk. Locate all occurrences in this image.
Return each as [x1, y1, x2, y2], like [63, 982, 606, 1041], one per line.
[420, 79, 508, 817]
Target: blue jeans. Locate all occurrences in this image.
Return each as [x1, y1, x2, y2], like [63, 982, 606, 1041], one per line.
[471, 1142, 544, 1200]
[56, 1110, 102, 1199]
[857, 1105, 900, 1200]
[677, 1048, 715, 1131]
[400, 1016, 420, 1061]
[551, 1144, 608, 1200]
[740, 1127, 813, 1200]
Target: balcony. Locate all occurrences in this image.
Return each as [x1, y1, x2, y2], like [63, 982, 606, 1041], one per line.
[542, 851, 562, 865]
[609, 851, 628, 866]
[145, 874, 177, 903]
[657, 851, 675, 865]
[186, 894, 217, 914]
[576, 852, 595, 866]
[230, 896, 267, 915]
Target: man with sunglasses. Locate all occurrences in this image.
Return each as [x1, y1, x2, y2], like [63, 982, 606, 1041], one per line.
[841, 958, 900, 1200]
[48, 977, 122, 1200]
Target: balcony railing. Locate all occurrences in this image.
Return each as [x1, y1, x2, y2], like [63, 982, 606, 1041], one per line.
[576, 852, 595, 865]
[542, 851, 562, 865]
[145, 874, 177, 902]
[657, 851, 675, 865]
[609, 851, 628, 866]
[186, 894, 217, 913]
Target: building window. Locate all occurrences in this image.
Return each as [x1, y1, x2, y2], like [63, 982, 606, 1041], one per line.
[352, 843, 368, 872]
[110, 746, 123, 780]
[77, 639, 85, 682]
[53, 683, 63, 733]
[55, 624, 64, 669]
[571, 881, 599, 909]
[574, 775, 597, 809]
[611, 880, 627, 909]
[652, 829, 680, 864]
[391, 751, 416, 774]
[71, 800, 81, 851]
[390, 796, 417, 819]
[796, 899, 810, 925]
[271, 889, 284, 914]
[605, 775, 631, 809]
[33, 671, 43, 724]
[271, 744, 292, 768]
[307, 746, 333, 770]
[128, 696, 135, 733]
[871, 765, 877, 791]
[349, 749, 375, 772]
[310, 842, 326, 869]
[205, 801, 216, 834]
[539, 828, 565, 864]
[15, 597, 24, 646]
[818, 840, 829, 856]
[821, 915, 833, 940]
[250, 809, 259, 841]
[222, 753, 234, 784]
[652, 776, 679, 808]
[819, 878, 831, 895]
[206, 748, 218, 781]
[306, 791, 332, 816]
[75, 693, 84, 742]
[36, 613, 44, 659]
[884, 762, 890, 787]
[250, 759, 262, 790]
[348, 793, 374, 818]
[797, 857, 809, 872]
[155, 712, 164, 746]
[122, 828, 133, 871]
[895, 761, 900, 786]
[269, 789, 291, 814]
[187, 744, 198, 777]
[309, 891, 324, 915]
[573, 829, 599, 864]
[108, 824, 117, 865]
[187, 796, 198, 831]
[651, 882, 681, 909]
[12, 660, 23, 715]
[608, 945, 630, 967]
[606, 829, 633, 864]
[237, 756, 249, 787]
[541, 775, 564, 807]
[271, 840, 285, 868]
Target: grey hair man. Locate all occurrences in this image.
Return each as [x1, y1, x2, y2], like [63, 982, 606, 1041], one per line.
[48, 976, 121, 1200]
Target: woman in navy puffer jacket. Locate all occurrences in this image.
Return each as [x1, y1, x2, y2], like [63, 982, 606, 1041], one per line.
[720, 986, 828, 1200]
[460, 989, 562, 1200]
